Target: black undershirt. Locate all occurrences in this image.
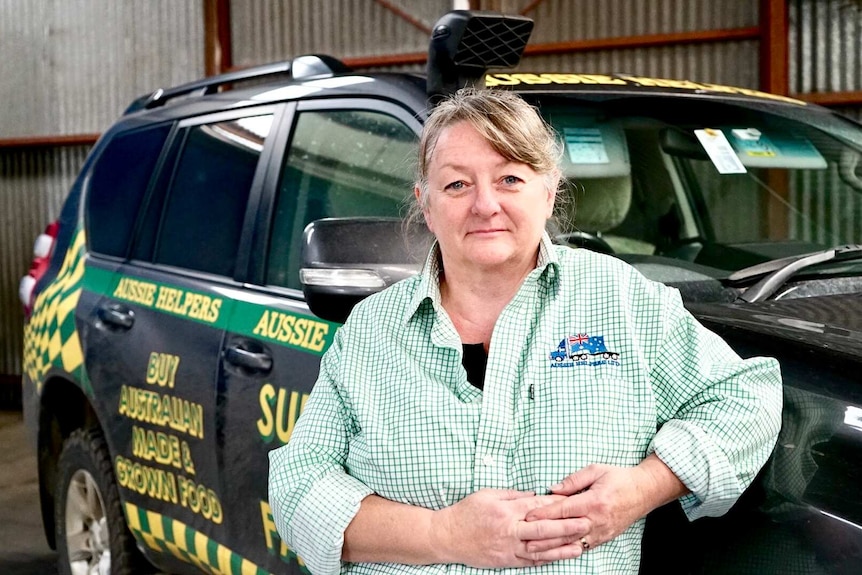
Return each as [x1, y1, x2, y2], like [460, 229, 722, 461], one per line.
[462, 343, 488, 391]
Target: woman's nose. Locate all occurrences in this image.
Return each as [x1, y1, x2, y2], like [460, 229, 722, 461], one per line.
[471, 182, 501, 216]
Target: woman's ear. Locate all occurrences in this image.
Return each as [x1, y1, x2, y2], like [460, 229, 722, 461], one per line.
[545, 170, 561, 219]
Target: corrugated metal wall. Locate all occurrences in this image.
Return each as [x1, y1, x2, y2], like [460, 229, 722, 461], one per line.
[526, 0, 758, 40]
[231, 0, 452, 66]
[2, 0, 861, 381]
[0, 0, 205, 137]
[790, 0, 862, 94]
[518, 42, 760, 87]
[0, 0, 205, 380]
[788, 0, 862, 247]
[230, 0, 762, 90]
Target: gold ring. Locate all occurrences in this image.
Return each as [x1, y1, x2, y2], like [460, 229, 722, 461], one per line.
[580, 537, 590, 550]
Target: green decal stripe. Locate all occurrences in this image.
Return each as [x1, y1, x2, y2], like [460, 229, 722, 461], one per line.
[207, 537, 221, 571]
[231, 552, 244, 573]
[81, 263, 115, 296]
[230, 300, 338, 357]
[124, 502, 272, 575]
[184, 525, 198, 562]
[84, 267, 340, 356]
[84, 267, 232, 330]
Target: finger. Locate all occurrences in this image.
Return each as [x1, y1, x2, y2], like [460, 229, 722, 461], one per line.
[495, 489, 540, 501]
[514, 493, 567, 513]
[524, 493, 591, 521]
[521, 542, 584, 563]
[550, 465, 605, 495]
[517, 517, 589, 541]
[523, 535, 584, 553]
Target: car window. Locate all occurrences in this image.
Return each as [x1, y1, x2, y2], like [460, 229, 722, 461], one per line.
[534, 97, 862, 277]
[86, 125, 171, 257]
[153, 114, 274, 277]
[267, 109, 417, 290]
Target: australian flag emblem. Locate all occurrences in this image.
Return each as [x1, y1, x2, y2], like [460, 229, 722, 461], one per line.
[549, 333, 621, 367]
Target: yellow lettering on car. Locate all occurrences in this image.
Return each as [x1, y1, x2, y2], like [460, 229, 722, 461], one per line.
[113, 277, 157, 306]
[484, 72, 805, 105]
[484, 73, 521, 87]
[256, 383, 309, 446]
[146, 352, 180, 388]
[252, 310, 330, 352]
[117, 385, 204, 439]
[151, 285, 222, 323]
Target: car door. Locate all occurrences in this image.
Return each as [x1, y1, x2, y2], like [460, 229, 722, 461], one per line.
[217, 98, 421, 573]
[84, 106, 281, 574]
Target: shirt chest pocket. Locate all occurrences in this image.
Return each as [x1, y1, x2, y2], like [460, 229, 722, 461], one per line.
[518, 365, 657, 482]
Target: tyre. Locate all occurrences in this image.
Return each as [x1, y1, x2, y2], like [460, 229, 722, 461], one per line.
[55, 428, 152, 575]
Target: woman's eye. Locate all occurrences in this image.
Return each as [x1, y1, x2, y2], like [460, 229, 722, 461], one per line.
[502, 175, 522, 185]
[445, 181, 465, 191]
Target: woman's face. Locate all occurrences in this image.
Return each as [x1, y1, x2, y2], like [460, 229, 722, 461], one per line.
[419, 120, 555, 274]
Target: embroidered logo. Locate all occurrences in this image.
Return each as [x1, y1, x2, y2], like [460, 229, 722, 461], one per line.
[549, 333, 621, 367]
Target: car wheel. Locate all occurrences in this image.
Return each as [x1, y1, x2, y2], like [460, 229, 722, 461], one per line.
[55, 428, 151, 575]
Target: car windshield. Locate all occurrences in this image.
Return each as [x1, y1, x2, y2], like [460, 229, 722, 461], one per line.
[529, 94, 862, 291]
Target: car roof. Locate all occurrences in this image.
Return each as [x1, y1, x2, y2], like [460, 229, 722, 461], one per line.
[111, 59, 840, 140]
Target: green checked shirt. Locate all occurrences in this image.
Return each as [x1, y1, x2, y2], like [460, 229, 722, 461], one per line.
[268, 233, 782, 575]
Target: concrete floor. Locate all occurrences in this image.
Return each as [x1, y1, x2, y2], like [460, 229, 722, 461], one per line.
[0, 410, 58, 574]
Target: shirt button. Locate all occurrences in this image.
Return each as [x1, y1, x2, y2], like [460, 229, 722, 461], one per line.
[482, 455, 495, 466]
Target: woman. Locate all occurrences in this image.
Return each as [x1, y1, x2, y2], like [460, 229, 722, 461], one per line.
[268, 89, 782, 575]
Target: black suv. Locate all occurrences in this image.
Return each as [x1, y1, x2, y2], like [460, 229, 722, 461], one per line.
[20, 11, 862, 575]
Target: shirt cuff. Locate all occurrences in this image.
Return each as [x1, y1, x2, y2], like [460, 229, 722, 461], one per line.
[648, 419, 742, 521]
[289, 470, 374, 575]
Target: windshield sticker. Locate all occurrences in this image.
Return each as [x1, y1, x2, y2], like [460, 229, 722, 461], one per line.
[563, 128, 610, 164]
[695, 129, 747, 174]
[727, 128, 827, 169]
[730, 128, 777, 157]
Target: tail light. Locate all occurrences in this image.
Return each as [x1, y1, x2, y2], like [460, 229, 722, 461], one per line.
[20, 221, 59, 317]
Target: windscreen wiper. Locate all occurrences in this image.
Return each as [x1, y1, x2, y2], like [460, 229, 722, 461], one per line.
[729, 244, 862, 302]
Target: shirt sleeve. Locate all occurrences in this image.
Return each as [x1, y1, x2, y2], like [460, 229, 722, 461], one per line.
[646, 286, 783, 521]
[268, 328, 374, 575]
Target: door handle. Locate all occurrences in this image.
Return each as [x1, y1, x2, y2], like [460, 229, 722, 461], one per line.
[225, 345, 273, 373]
[97, 304, 135, 329]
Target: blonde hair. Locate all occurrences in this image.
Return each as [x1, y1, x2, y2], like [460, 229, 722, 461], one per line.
[410, 88, 563, 222]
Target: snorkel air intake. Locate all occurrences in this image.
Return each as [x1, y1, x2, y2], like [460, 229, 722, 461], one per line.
[427, 10, 533, 105]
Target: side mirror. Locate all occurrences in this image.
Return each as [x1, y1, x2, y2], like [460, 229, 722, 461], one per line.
[300, 218, 434, 324]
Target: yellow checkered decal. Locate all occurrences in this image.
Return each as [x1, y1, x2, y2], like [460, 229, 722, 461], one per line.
[23, 228, 87, 392]
[125, 502, 272, 575]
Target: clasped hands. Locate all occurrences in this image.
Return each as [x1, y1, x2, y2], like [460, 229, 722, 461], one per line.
[430, 464, 655, 568]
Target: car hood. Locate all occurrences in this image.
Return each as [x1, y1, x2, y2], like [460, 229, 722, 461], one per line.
[688, 292, 862, 356]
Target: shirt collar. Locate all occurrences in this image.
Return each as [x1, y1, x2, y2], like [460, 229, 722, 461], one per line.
[404, 231, 561, 323]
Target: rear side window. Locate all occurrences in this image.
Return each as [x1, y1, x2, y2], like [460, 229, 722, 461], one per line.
[86, 125, 170, 257]
[267, 109, 416, 289]
[153, 114, 274, 277]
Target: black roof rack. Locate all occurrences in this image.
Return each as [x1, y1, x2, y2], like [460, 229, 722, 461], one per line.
[124, 54, 351, 114]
